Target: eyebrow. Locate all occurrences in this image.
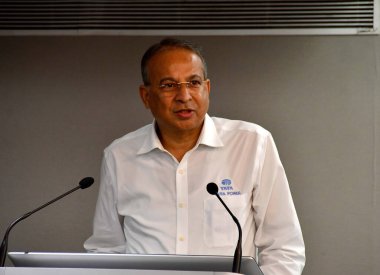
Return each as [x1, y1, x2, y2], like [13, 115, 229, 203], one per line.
[159, 74, 203, 83]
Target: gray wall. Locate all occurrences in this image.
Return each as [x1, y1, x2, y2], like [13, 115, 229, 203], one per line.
[0, 35, 379, 274]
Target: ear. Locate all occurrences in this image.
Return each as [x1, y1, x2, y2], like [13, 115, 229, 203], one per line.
[139, 85, 150, 109]
[205, 79, 211, 96]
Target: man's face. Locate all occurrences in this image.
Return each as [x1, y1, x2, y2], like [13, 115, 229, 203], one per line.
[140, 48, 210, 136]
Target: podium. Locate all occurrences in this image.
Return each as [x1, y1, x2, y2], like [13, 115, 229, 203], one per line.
[1, 267, 239, 275]
[6, 252, 263, 275]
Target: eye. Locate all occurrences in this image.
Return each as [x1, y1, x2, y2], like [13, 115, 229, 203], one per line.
[160, 82, 177, 89]
[189, 80, 202, 88]
[167, 83, 177, 88]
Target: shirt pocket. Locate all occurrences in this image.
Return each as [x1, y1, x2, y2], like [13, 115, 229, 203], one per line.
[203, 194, 248, 248]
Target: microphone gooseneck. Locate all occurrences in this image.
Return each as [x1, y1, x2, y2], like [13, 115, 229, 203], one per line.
[206, 182, 242, 274]
[0, 177, 94, 267]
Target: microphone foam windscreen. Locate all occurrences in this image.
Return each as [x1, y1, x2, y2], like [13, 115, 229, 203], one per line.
[79, 177, 94, 189]
[206, 182, 219, 195]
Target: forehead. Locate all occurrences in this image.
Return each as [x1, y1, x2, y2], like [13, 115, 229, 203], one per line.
[147, 48, 205, 79]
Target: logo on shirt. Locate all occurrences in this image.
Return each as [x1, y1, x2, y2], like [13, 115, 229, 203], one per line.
[221, 179, 232, 185]
[218, 179, 241, 196]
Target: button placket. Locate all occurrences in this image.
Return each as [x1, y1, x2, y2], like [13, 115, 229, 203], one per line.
[175, 162, 189, 254]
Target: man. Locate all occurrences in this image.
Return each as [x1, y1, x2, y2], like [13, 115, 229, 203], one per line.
[84, 38, 305, 274]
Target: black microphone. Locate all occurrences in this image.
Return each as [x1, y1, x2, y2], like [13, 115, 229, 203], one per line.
[0, 177, 94, 266]
[206, 182, 242, 274]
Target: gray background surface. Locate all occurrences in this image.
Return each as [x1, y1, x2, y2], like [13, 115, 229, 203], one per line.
[0, 35, 379, 274]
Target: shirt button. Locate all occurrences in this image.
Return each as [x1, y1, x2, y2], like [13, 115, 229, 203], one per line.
[178, 203, 185, 208]
[179, 236, 185, 241]
[178, 169, 185, 175]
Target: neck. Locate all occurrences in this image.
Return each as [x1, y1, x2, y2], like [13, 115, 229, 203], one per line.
[156, 124, 203, 162]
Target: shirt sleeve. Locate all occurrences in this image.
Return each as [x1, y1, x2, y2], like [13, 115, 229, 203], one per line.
[253, 133, 306, 275]
[83, 152, 126, 253]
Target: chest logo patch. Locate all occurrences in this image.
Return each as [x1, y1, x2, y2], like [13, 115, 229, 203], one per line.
[218, 179, 241, 196]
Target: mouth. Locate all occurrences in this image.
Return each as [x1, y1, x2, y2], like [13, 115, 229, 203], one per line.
[174, 109, 194, 118]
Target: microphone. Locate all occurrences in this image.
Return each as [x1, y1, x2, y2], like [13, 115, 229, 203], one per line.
[0, 177, 94, 266]
[206, 182, 242, 274]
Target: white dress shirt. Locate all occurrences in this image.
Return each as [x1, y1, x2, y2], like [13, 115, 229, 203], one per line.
[84, 114, 305, 274]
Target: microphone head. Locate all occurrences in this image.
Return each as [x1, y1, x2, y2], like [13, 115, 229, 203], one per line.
[207, 182, 219, 195]
[79, 177, 94, 189]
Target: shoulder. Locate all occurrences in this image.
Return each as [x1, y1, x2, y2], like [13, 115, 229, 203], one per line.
[211, 116, 271, 138]
[104, 124, 152, 155]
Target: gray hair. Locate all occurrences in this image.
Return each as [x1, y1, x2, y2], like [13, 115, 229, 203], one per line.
[141, 38, 208, 86]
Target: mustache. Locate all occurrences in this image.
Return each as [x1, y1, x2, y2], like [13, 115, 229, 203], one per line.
[173, 105, 195, 112]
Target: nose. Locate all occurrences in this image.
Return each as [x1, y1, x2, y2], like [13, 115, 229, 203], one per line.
[175, 83, 192, 102]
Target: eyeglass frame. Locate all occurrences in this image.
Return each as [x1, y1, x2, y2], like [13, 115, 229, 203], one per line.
[146, 79, 209, 92]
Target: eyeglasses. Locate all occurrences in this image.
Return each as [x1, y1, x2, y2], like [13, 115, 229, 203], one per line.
[158, 80, 208, 92]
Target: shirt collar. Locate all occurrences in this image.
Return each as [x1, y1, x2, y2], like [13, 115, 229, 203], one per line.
[197, 113, 224, 148]
[137, 121, 164, 155]
[137, 113, 224, 155]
